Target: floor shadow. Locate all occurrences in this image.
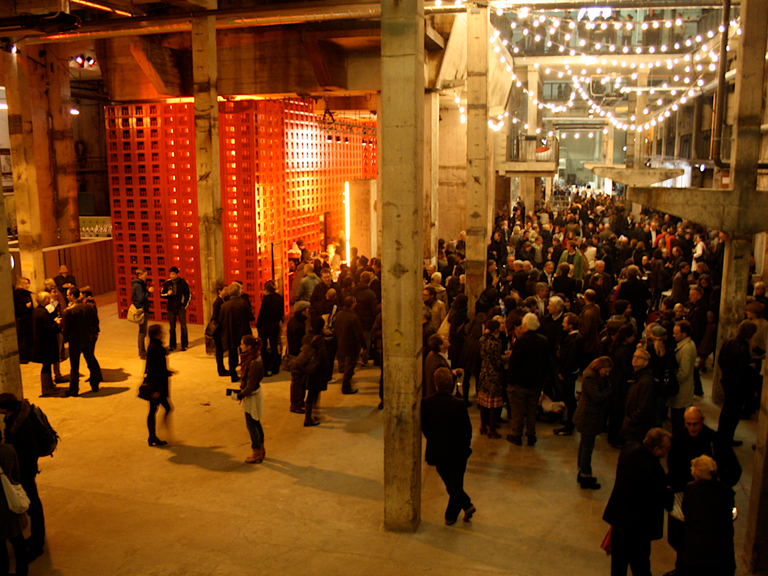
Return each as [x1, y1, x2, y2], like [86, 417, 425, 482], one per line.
[164, 444, 256, 473]
[80, 386, 131, 398]
[100, 368, 131, 383]
[261, 458, 383, 500]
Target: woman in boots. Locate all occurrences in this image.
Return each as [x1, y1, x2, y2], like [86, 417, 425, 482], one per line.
[236, 335, 266, 462]
[43, 278, 69, 384]
[31, 292, 61, 397]
[296, 317, 328, 427]
[145, 324, 173, 447]
[477, 320, 510, 438]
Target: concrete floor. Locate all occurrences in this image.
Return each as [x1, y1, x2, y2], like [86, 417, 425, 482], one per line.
[10, 292, 758, 576]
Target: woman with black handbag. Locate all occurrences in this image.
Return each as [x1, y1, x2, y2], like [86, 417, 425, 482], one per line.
[294, 317, 328, 427]
[144, 324, 173, 447]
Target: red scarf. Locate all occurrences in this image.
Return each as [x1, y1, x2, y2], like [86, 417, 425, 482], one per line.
[239, 347, 260, 377]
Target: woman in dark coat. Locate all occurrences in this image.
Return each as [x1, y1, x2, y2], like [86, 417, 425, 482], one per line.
[13, 277, 33, 364]
[236, 335, 266, 462]
[447, 295, 469, 375]
[608, 324, 636, 447]
[145, 324, 173, 447]
[477, 320, 509, 439]
[294, 317, 328, 427]
[32, 292, 62, 397]
[573, 356, 613, 489]
[255, 280, 285, 377]
[677, 455, 736, 576]
[423, 334, 451, 398]
[0, 441, 28, 576]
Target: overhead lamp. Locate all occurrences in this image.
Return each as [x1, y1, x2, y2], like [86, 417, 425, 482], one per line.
[69, 107, 80, 116]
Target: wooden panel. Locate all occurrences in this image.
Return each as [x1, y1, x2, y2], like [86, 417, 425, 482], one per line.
[42, 239, 115, 296]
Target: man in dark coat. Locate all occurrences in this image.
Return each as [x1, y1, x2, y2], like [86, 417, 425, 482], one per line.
[32, 292, 62, 396]
[287, 301, 310, 413]
[620, 347, 656, 443]
[219, 282, 254, 383]
[579, 289, 602, 366]
[0, 393, 48, 560]
[603, 428, 673, 576]
[555, 313, 582, 435]
[685, 284, 709, 396]
[211, 283, 229, 377]
[333, 296, 365, 394]
[421, 367, 475, 525]
[62, 287, 102, 396]
[160, 266, 191, 352]
[717, 320, 757, 446]
[255, 280, 285, 376]
[670, 261, 691, 305]
[352, 271, 379, 365]
[309, 269, 338, 320]
[617, 265, 651, 330]
[506, 313, 552, 446]
[131, 268, 153, 359]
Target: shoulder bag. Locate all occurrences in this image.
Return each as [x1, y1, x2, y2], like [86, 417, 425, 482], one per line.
[127, 304, 145, 324]
[0, 471, 30, 514]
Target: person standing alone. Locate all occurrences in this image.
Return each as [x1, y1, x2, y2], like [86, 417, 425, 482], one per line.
[132, 268, 154, 359]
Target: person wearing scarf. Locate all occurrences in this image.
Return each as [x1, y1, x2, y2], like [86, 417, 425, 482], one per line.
[237, 335, 266, 463]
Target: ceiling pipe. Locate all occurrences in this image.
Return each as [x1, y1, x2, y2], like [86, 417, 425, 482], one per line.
[711, 0, 730, 169]
[27, 0, 737, 43]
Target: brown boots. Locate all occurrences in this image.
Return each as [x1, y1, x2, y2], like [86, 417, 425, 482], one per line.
[245, 446, 265, 464]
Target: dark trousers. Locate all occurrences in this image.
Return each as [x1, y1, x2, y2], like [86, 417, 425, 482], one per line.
[167, 307, 188, 349]
[379, 365, 384, 401]
[147, 396, 171, 440]
[0, 533, 27, 576]
[578, 433, 597, 475]
[290, 370, 305, 410]
[245, 413, 264, 449]
[69, 341, 101, 394]
[610, 528, 651, 576]
[670, 407, 686, 434]
[228, 347, 240, 382]
[718, 390, 747, 441]
[21, 475, 44, 552]
[324, 338, 337, 382]
[214, 332, 226, 374]
[558, 373, 578, 426]
[435, 458, 472, 521]
[261, 330, 280, 374]
[339, 352, 358, 392]
[509, 386, 540, 438]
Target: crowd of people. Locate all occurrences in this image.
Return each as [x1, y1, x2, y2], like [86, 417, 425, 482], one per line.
[6, 192, 764, 575]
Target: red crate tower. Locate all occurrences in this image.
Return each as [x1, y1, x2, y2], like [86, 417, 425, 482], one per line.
[106, 103, 203, 322]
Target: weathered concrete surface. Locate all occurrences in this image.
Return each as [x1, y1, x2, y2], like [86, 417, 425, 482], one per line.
[589, 166, 685, 187]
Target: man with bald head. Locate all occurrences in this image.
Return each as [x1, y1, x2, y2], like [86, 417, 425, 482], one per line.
[54, 265, 77, 296]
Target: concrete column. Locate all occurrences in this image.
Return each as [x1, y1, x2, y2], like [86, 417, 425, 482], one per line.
[2, 48, 47, 292]
[660, 121, 668, 156]
[634, 74, 648, 168]
[736, 0, 768, 569]
[0, 197, 23, 397]
[651, 126, 658, 156]
[673, 108, 682, 159]
[544, 176, 552, 204]
[46, 46, 80, 244]
[192, 15, 225, 325]
[465, 3, 490, 314]
[521, 177, 536, 215]
[381, 0, 424, 532]
[423, 92, 439, 265]
[510, 175, 520, 204]
[692, 98, 702, 160]
[527, 67, 540, 136]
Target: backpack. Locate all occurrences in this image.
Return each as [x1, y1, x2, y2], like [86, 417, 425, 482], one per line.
[29, 404, 59, 457]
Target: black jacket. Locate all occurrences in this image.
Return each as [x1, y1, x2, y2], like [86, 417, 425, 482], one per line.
[603, 441, 672, 540]
[2, 400, 39, 481]
[32, 305, 59, 365]
[333, 308, 364, 357]
[621, 367, 657, 442]
[667, 424, 741, 492]
[509, 330, 552, 391]
[352, 285, 378, 331]
[62, 302, 100, 345]
[256, 292, 285, 335]
[219, 294, 254, 350]
[161, 277, 190, 313]
[421, 391, 472, 465]
[145, 337, 171, 397]
[678, 480, 736, 572]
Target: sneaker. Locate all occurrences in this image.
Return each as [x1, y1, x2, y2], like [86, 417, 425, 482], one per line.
[554, 425, 574, 436]
[329, 377, 339, 384]
[463, 505, 477, 522]
[506, 434, 523, 446]
[445, 517, 458, 526]
[342, 388, 358, 395]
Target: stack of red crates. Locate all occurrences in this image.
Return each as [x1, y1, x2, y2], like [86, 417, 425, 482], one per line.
[107, 98, 377, 324]
[106, 103, 203, 322]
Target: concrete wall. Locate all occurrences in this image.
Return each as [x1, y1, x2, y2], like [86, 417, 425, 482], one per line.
[437, 106, 466, 244]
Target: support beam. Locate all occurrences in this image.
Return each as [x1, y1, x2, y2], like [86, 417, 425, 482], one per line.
[527, 66, 539, 136]
[465, 3, 490, 314]
[423, 92, 439, 265]
[2, 49, 47, 291]
[734, 0, 768, 569]
[381, 0, 424, 532]
[673, 108, 682, 158]
[0, 197, 23, 398]
[45, 45, 80, 244]
[192, 15, 224, 325]
[129, 37, 186, 97]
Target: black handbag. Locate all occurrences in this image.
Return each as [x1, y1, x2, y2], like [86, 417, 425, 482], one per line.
[138, 376, 153, 401]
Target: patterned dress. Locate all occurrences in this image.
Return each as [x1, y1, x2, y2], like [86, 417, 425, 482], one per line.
[477, 333, 505, 409]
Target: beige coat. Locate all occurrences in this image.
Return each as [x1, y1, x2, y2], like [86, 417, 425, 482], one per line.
[669, 336, 697, 409]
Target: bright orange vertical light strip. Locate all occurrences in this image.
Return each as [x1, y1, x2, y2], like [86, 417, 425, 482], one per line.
[344, 181, 351, 266]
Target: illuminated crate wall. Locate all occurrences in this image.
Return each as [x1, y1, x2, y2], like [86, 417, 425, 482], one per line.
[106, 103, 203, 323]
[108, 98, 377, 323]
